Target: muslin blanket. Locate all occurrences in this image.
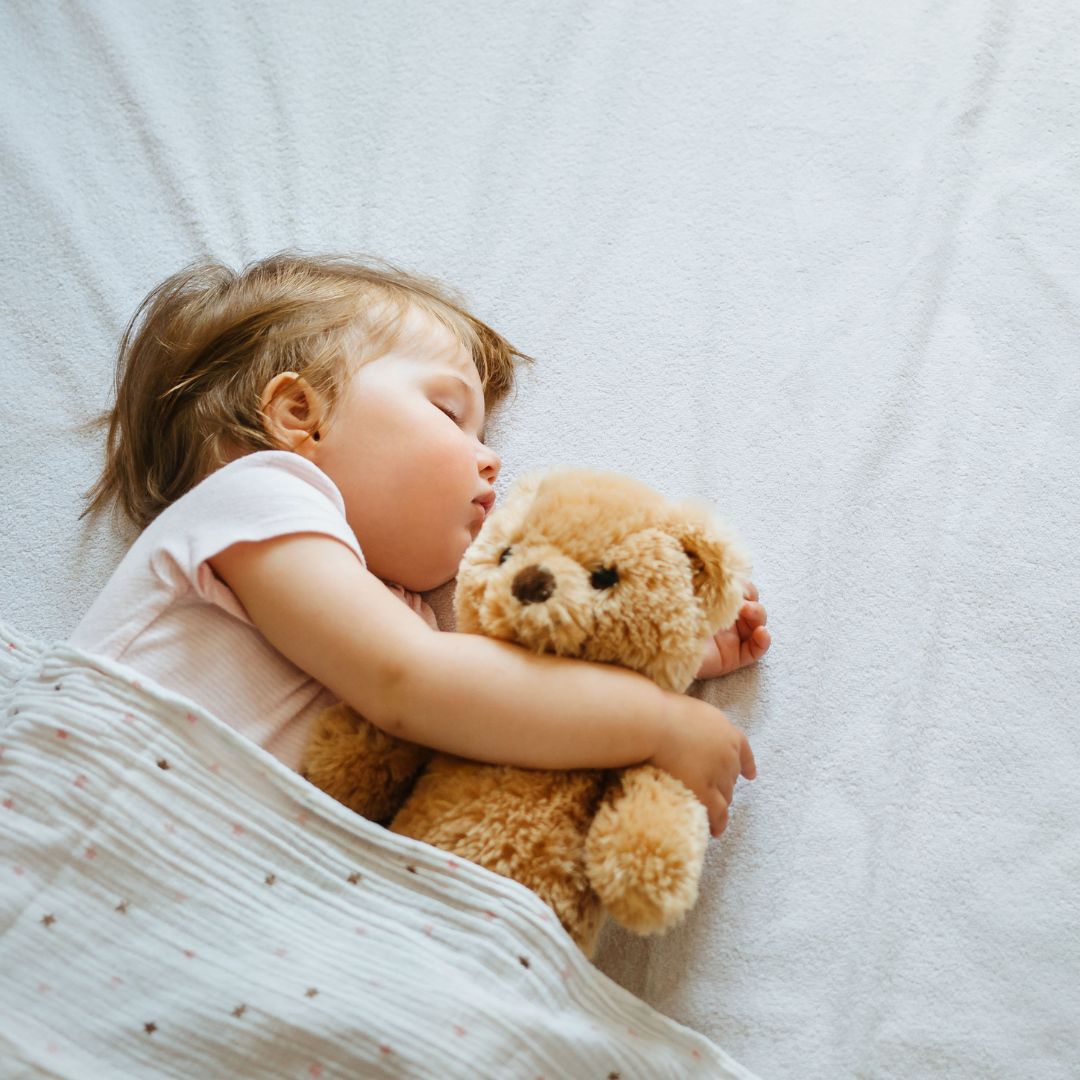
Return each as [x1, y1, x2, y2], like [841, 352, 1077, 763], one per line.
[0, 619, 755, 1079]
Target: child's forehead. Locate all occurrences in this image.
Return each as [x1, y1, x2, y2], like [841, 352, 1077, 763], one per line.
[394, 304, 477, 374]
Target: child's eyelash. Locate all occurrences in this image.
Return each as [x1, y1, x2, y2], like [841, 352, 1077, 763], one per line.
[437, 401, 486, 443]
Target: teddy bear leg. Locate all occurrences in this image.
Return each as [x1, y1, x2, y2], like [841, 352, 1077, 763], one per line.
[391, 759, 607, 955]
[301, 703, 431, 824]
[584, 765, 709, 936]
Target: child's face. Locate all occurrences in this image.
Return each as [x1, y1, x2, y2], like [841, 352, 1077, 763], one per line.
[312, 305, 501, 592]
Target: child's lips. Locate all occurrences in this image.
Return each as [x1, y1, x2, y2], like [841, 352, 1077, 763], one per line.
[472, 492, 496, 520]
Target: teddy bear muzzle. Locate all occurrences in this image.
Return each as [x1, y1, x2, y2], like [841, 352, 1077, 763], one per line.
[511, 564, 556, 605]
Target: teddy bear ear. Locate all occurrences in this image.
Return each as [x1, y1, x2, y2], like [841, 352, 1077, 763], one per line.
[666, 500, 752, 631]
[491, 469, 547, 522]
[494, 465, 586, 521]
[506, 469, 548, 500]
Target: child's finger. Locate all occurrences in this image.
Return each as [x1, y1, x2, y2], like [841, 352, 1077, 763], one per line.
[739, 601, 766, 625]
[739, 735, 757, 780]
[711, 800, 729, 839]
[736, 602, 766, 638]
[740, 627, 770, 663]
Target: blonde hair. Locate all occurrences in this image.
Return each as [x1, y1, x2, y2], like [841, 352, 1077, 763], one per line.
[81, 251, 533, 530]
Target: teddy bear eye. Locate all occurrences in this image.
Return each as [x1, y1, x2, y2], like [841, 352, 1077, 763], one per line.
[498, 546, 513, 565]
[683, 547, 705, 576]
[590, 565, 619, 590]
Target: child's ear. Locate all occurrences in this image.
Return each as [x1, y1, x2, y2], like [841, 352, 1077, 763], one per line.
[259, 371, 324, 452]
[664, 502, 752, 631]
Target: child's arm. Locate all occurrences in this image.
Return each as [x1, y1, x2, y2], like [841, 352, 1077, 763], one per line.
[695, 581, 771, 680]
[211, 534, 755, 836]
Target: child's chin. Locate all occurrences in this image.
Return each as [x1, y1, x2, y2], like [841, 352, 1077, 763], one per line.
[416, 556, 466, 594]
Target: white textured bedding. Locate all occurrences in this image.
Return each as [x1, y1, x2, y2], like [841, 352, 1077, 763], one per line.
[2, 2, 1078, 1077]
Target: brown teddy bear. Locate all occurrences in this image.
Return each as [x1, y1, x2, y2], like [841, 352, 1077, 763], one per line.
[301, 467, 751, 957]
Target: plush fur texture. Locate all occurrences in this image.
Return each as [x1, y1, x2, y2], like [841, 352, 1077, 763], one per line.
[301, 467, 751, 956]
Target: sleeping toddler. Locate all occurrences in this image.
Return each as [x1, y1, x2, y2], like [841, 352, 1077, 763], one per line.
[74, 252, 770, 838]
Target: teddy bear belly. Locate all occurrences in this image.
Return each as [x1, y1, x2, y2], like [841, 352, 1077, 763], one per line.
[389, 758, 606, 950]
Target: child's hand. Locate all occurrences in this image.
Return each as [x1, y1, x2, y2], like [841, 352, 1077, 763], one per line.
[649, 696, 756, 837]
[695, 581, 771, 680]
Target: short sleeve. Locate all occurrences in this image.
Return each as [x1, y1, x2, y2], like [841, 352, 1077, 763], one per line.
[150, 451, 365, 623]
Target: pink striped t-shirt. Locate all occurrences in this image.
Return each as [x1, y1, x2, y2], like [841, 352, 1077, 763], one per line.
[69, 450, 438, 770]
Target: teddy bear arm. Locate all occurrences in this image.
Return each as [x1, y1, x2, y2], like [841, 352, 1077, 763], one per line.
[584, 765, 709, 936]
[301, 703, 432, 823]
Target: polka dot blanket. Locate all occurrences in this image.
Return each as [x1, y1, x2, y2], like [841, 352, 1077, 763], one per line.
[0, 619, 756, 1079]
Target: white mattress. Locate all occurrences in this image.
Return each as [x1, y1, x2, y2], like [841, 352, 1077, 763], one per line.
[2, 2, 1078, 1077]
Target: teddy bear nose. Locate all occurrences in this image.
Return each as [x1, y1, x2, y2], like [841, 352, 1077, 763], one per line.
[511, 565, 556, 605]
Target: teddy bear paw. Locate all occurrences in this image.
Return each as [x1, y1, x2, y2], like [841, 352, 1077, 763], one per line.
[584, 766, 709, 935]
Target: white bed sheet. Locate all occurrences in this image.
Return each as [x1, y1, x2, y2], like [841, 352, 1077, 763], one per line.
[2, 2, 1078, 1077]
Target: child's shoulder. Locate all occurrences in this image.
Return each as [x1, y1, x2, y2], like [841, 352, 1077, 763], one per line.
[199, 449, 331, 490]
[163, 450, 343, 522]
[136, 450, 360, 566]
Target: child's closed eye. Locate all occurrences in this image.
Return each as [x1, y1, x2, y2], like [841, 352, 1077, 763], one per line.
[434, 398, 487, 445]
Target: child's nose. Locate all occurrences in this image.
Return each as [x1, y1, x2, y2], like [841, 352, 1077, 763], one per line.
[480, 445, 501, 480]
